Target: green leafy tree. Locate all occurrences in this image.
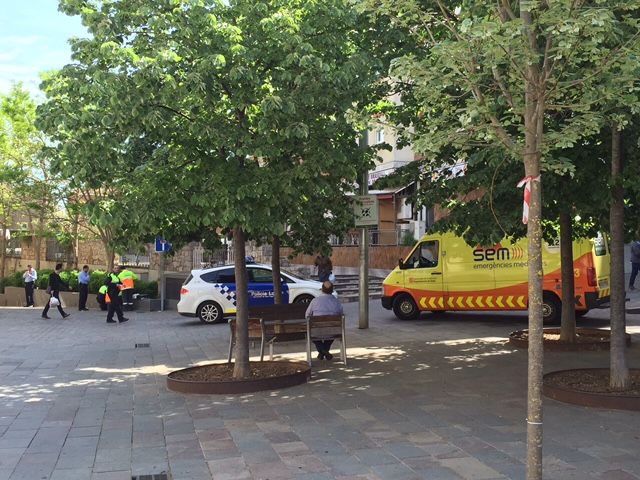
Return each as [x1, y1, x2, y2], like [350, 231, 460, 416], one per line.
[52, 0, 386, 379]
[0, 84, 61, 273]
[37, 67, 173, 271]
[363, 0, 640, 477]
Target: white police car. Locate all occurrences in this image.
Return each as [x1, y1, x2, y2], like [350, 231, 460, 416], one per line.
[177, 264, 325, 324]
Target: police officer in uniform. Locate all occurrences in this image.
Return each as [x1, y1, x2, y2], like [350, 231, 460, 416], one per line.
[105, 266, 129, 324]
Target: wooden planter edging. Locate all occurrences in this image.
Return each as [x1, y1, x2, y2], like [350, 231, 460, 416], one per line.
[508, 328, 631, 351]
[167, 361, 311, 394]
[544, 369, 640, 411]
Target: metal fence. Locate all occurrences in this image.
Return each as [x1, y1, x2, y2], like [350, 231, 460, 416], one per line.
[192, 245, 230, 269]
[329, 228, 410, 247]
[119, 248, 150, 268]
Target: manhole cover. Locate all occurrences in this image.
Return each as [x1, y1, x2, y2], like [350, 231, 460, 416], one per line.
[132, 474, 169, 480]
[135, 343, 150, 348]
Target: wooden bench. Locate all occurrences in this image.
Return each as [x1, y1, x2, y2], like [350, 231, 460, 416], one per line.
[306, 315, 347, 366]
[227, 303, 308, 362]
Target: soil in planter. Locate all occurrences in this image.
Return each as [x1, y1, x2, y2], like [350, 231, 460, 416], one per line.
[512, 330, 610, 344]
[546, 369, 640, 396]
[171, 363, 307, 382]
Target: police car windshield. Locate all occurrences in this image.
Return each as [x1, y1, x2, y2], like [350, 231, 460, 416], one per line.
[281, 269, 305, 281]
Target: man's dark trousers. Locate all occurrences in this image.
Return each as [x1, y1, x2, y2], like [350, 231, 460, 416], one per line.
[79, 283, 89, 310]
[106, 296, 125, 322]
[24, 282, 34, 306]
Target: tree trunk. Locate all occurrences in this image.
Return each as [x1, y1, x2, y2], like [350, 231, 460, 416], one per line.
[272, 236, 282, 305]
[521, 4, 544, 474]
[233, 227, 250, 378]
[609, 123, 629, 389]
[524, 143, 544, 480]
[66, 244, 76, 270]
[72, 215, 79, 270]
[0, 226, 6, 279]
[102, 240, 115, 271]
[33, 235, 42, 270]
[559, 210, 576, 342]
[35, 211, 46, 270]
[74, 237, 80, 270]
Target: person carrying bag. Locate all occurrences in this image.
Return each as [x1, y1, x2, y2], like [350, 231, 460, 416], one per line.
[41, 263, 71, 319]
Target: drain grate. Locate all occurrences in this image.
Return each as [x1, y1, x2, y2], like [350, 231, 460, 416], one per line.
[132, 474, 169, 480]
[135, 343, 150, 348]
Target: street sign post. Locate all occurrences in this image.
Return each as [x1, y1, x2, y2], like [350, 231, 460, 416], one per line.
[155, 237, 170, 311]
[155, 237, 171, 253]
[353, 195, 379, 227]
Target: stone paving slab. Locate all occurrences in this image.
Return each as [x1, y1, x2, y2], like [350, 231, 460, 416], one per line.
[0, 302, 638, 479]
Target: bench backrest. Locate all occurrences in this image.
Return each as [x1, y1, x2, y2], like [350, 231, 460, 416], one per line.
[307, 314, 344, 338]
[247, 302, 308, 321]
[228, 317, 263, 339]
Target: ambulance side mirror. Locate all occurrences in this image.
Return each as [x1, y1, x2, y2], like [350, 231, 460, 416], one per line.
[398, 258, 406, 270]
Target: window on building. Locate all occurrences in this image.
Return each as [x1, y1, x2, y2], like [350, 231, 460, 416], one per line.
[5, 235, 22, 257]
[376, 129, 385, 144]
[46, 239, 68, 262]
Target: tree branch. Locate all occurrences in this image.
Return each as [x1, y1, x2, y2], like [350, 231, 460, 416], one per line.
[491, 66, 515, 108]
[147, 103, 195, 122]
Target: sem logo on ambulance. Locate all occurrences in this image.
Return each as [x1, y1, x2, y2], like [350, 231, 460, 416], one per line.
[473, 245, 525, 262]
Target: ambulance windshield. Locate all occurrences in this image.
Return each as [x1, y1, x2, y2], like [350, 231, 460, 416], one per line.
[405, 240, 439, 269]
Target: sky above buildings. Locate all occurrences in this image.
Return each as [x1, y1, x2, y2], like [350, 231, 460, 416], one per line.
[0, 1, 86, 99]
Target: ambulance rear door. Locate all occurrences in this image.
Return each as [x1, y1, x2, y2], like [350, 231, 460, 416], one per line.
[591, 233, 610, 300]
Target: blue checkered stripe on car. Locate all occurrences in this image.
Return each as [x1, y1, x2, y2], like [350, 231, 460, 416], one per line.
[214, 283, 236, 306]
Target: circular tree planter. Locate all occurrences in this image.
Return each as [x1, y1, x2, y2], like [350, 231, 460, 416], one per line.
[509, 328, 631, 351]
[544, 368, 640, 411]
[167, 361, 311, 394]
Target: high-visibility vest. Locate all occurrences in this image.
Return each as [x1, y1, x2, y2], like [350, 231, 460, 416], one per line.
[108, 273, 123, 295]
[98, 285, 110, 303]
[118, 270, 137, 290]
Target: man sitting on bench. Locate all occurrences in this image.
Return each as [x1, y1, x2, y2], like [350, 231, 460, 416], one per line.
[305, 280, 343, 360]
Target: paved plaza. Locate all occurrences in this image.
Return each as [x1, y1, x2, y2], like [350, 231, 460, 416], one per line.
[0, 299, 639, 480]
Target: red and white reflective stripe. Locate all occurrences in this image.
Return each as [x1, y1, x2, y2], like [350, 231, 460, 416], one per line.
[516, 175, 540, 224]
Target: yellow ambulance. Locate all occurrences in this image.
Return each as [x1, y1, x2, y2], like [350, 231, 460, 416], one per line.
[381, 232, 610, 322]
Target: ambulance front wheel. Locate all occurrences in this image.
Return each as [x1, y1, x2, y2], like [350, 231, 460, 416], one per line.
[542, 293, 561, 324]
[393, 294, 420, 320]
[198, 301, 224, 324]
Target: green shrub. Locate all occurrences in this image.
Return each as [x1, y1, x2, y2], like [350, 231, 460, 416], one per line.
[59, 270, 79, 291]
[0, 271, 23, 293]
[2, 269, 155, 296]
[35, 269, 53, 290]
[135, 280, 158, 298]
[4, 271, 24, 288]
[89, 270, 108, 294]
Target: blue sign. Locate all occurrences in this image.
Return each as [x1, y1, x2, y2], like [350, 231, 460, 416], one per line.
[155, 237, 171, 253]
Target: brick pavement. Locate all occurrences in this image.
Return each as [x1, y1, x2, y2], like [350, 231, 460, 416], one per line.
[0, 301, 639, 480]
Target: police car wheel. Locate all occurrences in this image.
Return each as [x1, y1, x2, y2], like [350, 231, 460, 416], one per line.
[393, 294, 419, 320]
[198, 301, 223, 324]
[293, 294, 314, 305]
[542, 293, 561, 325]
